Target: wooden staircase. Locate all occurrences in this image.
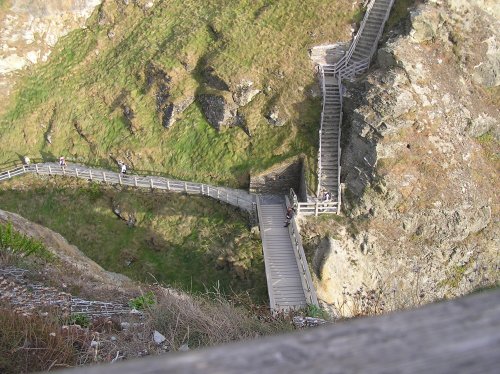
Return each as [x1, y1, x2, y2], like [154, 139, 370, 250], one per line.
[316, 0, 394, 207]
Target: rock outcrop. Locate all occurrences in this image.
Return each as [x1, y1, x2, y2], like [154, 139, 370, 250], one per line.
[304, 0, 499, 317]
[0, 0, 102, 105]
[197, 93, 241, 130]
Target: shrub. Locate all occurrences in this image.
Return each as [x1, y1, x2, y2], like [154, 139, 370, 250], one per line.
[129, 291, 156, 310]
[0, 222, 53, 260]
[68, 313, 91, 328]
[306, 304, 329, 319]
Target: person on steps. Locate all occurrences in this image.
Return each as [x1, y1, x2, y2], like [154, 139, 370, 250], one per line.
[59, 156, 66, 167]
[323, 191, 331, 201]
[23, 156, 30, 166]
[120, 162, 127, 174]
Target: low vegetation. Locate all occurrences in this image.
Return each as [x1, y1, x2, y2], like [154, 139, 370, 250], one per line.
[0, 308, 89, 373]
[0, 221, 53, 261]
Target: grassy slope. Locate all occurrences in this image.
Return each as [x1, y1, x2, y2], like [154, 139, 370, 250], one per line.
[0, 176, 268, 303]
[0, 0, 355, 187]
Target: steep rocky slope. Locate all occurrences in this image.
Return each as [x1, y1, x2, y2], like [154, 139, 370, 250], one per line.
[303, 0, 499, 316]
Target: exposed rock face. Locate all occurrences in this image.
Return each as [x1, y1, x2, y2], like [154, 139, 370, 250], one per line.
[232, 80, 260, 107]
[305, 0, 500, 317]
[266, 105, 287, 127]
[0, 0, 102, 102]
[197, 94, 240, 130]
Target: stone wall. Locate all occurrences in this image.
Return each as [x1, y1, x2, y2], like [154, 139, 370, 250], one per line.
[250, 157, 303, 196]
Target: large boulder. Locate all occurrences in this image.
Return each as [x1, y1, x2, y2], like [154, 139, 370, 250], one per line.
[197, 94, 240, 130]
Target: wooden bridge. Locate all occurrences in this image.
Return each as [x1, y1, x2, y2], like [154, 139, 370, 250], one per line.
[257, 195, 318, 312]
[0, 162, 317, 312]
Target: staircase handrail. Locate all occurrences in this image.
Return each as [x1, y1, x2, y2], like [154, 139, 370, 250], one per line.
[316, 66, 328, 196]
[332, 0, 376, 73]
[285, 196, 319, 307]
[366, 0, 395, 64]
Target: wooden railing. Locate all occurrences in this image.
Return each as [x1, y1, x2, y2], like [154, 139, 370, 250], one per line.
[285, 196, 319, 308]
[316, 66, 327, 197]
[331, 0, 377, 74]
[297, 201, 338, 216]
[0, 163, 257, 214]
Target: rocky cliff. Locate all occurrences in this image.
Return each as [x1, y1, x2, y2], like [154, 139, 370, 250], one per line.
[0, 0, 102, 109]
[304, 0, 499, 316]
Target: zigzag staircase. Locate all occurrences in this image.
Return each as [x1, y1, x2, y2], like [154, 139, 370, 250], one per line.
[317, 0, 395, 210]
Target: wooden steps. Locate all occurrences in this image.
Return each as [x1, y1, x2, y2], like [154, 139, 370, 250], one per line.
[257, 198, 308, 312]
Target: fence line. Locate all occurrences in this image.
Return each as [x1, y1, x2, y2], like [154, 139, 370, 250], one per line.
[0, 163, 257, 215]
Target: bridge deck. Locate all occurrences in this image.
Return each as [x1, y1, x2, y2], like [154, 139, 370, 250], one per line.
[258, 196, 307, 312]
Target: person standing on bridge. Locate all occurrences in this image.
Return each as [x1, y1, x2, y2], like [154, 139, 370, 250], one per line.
[59, 156, 66, 167]
[284, 206, 294, 227]
[120, 162, 127, 174]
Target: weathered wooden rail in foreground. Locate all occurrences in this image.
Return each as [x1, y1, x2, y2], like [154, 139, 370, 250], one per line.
[62, 289, 500, 374]
[0, 163, 256, 214]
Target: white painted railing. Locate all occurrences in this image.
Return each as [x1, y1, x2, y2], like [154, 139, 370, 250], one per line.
[332, 0, 377, 74]
[314, 0, 394, 214]
[285, 196, 319, 307]
[297, 201, 338, 216]
[316, 67, 327, 197]
[0, 163, 257, 214]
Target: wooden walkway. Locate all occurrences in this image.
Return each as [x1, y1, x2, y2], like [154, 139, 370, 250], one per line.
[0, 163, 256, 213]
[0, 162, 318, 313]
[257, 196, 318, 312]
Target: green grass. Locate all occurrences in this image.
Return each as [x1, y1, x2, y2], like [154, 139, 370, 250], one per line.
[0, 0, 357, 188]
[0, 176, 268, 303]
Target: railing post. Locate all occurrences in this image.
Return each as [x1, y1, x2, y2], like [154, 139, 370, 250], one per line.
[207, 185, 210, 196]
[315, 201, 319, 216]
[184, 182, 187, 192]
[7, 171, 10, 179]
[118, 173, 122, 185]
[150, 178, 154, 189]
[35, 164, 39, 173]
[89, 169, 93, 181]
[134, 177, 138, 187]
[217, 189, 220, 200]
[75, 168, 79, 178]
[166, 180, 170, 190]
[48, 165, 52, 175]
[103, 171, 107, 183]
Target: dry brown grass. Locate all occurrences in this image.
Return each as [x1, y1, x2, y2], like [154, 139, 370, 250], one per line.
[146, 287, 293, 350]
[0, 308, 92, 373]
